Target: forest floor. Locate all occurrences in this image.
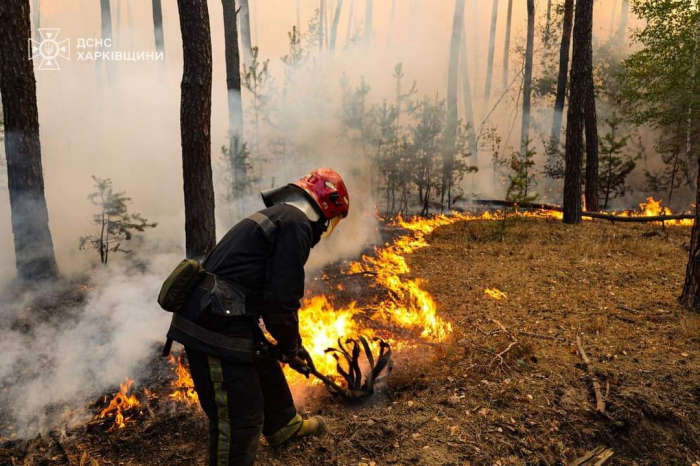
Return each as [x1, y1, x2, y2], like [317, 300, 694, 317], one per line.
[2, 216, 699, 465]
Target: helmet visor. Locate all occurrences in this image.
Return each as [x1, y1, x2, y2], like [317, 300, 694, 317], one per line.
[321, 215, 342, 238]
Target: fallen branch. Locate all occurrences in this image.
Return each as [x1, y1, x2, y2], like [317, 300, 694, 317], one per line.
[582, 212, 693, 223]
[475, 199, 562, 211]
[576, 336, 606, 414]
[343, 271, 378, 277]
[568, 446, 614, 465]
[491, 318, 514, 340]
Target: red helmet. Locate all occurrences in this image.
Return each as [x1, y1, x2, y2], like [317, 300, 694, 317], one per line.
[294, 168, 350, 220]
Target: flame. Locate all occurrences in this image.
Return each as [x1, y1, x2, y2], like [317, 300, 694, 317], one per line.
[619, 197, 693, 226]
[484, 288, 507, 300]
[284, 295, 368, 385]
[99, 378, 140, 430]
[169, 355, 199, 404]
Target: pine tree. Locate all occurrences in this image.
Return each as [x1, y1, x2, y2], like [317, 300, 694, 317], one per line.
[598, 114, 636, 209]
[79, 177, 157, 265]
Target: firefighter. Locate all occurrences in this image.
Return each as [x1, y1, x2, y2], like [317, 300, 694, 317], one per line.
[166, 168, 350, 466]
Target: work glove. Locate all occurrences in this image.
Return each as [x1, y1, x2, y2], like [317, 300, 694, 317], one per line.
[280, 346, 315, 378]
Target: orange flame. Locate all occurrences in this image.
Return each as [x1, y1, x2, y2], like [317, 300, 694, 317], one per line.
[168, 355, 199, 404]
[99, 378, 140, 430]
[619, 197, 693, 225]
[484, 288, 507, 300]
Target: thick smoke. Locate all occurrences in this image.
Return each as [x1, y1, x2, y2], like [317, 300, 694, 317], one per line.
[0, 0, 642, 435]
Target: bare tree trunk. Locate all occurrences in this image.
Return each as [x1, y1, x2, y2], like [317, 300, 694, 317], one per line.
[608, 0, 619, 41]
[615, 0, 629, 46]
[443, 0, 466, 209]
[681, 174, 700, 311]
[223, 0, 243, 138]
[176, 0, 216, 260]
[152, 0, 165, 58]
[551, 0, 574, 151]
[564, 0, 595, 224]
[100, 0, 113, 43]
[296, 0, 300, 33]
[364, 0, 372, 50]
[0, 0, 59, 281]
[346, 0, 355, 46]
[681, 19, 700, 314]
[32, 0, 39, 39]
[330, 0, 343, 51]
[686, 19, 698, 166]
[222, 0, 245, 213]
[239, 0, 252, 64]
[502, 0, 514, 89]
[580, 0, 599, 212]
[459, 33, 478, 163]
[387, 0, 396, 48]
[583, 62, 599, 210]
[484, 0, 499, 105]
[319, 0, 325, 52]
[520, 0, 535, 158]
[545, 0, 553, 45]
[681, 87, 700, 311]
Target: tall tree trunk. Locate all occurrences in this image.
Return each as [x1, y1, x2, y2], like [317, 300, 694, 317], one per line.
[681, 18, 700, 313]
[545, 0, 553, 45]
[564, 0, 595, 224]
[176, 0, 216, 260]
[686, 19, 698, 165]
[100, 0, 113, 43]
[330, 0, 343, 51]
[223, 0, 243, 139]
[502, 0, 514, 89]
[583, 60, 599, 210]
[681, 83, 700, 311]
[222, 0, 245, 212]
[152, 0, 165, 58]
[239, 0, 252, 64]
[608, 0, 619, 40]
[364, 0, 372, 50]
[346, 0, 355, 46]
[459, 33, 478, 163]
[520, 0, 535, 158]
[32, 0, 39, 39]
[443, 0, 466, 209]
[0, 0, 59, 281]
[484, 0, 499, 105]
[387, 0, 396, 48]
[681, 172, 700, 311]
[615, 0, 629, 46]
[551, 0, 575, 151]
[296, 0, 300, 33]
[319, 0, 325, 52]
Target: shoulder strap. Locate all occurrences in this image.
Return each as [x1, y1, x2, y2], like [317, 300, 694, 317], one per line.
[248, 212, 276, 238]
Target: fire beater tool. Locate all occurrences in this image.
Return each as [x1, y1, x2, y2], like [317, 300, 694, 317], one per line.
[292, 336, 393, 401]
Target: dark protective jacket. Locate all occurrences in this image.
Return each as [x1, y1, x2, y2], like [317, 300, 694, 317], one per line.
[167, 204, 314, 362]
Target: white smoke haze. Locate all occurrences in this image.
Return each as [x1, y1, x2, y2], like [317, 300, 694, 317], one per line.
[0, 0, 661, 435]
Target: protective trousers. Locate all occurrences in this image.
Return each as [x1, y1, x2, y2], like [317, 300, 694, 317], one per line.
[185, 347, 298, 466]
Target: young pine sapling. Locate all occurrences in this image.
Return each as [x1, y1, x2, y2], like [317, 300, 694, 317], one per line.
[79, 176, 157, 265]
[598, 113, 637, 210]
